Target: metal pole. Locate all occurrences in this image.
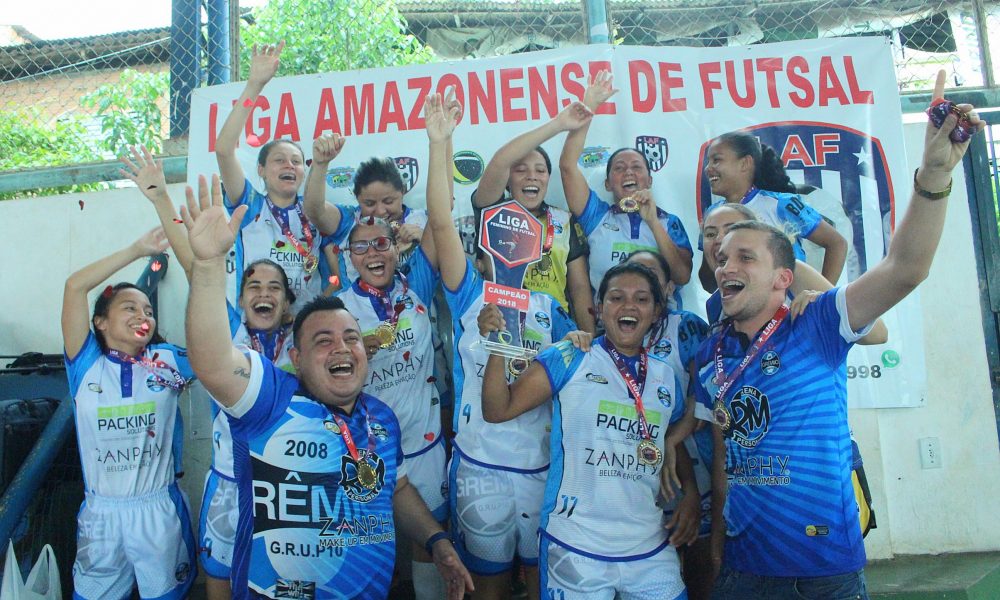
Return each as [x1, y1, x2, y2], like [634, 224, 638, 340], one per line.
[971, 0, 995, 88]
[582, 0, 610, 44]
[207, 0, 231, 85]
[0, 397, 74, 549]
[170, 0, 201, 137]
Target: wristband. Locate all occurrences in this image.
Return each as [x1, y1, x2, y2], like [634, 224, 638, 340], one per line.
[424, 531, 451, 555]
[913, 169, 952, 200]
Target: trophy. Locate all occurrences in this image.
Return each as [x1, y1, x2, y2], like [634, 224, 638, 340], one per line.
[478, 201, 544, 359]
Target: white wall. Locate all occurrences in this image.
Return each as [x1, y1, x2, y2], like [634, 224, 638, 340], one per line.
[2, 122, 1000, 555]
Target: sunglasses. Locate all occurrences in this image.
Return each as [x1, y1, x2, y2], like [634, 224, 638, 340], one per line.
[349, 236, 393, 255]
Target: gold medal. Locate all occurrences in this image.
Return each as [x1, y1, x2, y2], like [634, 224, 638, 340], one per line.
[637, 439, 662, 467]
[507, 358, 529, 378]
[535, 253, 552, 274]
[713, 400, 731, 429]
[304, 254, 319, 273]
[375, 322, 396, 348]
[618, 196, 640, 213]
[357, 460, 377, 490]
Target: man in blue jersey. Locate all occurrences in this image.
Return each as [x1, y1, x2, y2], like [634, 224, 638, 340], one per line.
[695, 73, 981, 599]
[182, 174, 474, 599]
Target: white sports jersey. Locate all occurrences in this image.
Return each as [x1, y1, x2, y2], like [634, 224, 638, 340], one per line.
[646, 310, 709, 397]
[225, 178, 352, 314]
[336, 205, 429, 285]
[445, 260, 575, 472]
[536, 338, 684, 559]
[577, 189, 692, 305]
[66, 333, 193, 497]
[337, 247, 440, 457]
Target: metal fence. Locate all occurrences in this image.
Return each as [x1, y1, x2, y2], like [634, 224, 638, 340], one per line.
[0, 0, 997, 195]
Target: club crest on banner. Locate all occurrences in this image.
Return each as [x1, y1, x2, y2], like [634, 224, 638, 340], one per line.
[394, 156, 419, 193]
[636, 135, 669, 172]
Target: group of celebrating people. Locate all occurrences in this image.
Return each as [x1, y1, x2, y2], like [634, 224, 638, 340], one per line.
[60, 38, 982, 600]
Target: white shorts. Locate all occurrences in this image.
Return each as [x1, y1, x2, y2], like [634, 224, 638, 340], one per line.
[198, 470, 239, 579]
[448, 452, 546, 575]
[406, 439, 448, 523]
[540, 536, 686, 600]
[73, 484, 196, 600]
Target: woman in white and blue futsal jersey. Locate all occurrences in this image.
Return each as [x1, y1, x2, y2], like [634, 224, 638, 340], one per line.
[481, 260, 698, 600]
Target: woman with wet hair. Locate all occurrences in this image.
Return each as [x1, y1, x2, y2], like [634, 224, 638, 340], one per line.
[215, 42, 346, 312]
[560, 71, 694, 308]
[61, 227, 197, 600]
[703, 130, 848, 284]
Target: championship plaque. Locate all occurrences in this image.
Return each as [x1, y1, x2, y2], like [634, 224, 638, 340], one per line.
[478, 201, 544, 359]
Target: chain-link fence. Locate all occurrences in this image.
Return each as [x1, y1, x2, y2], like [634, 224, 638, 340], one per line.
[1, 0, 998, 194]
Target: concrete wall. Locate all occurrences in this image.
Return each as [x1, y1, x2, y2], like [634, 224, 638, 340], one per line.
[1, 120, 999, 556]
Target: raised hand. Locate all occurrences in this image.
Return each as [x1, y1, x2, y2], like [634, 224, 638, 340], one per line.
[633, 189, 659, 223]
[920, 70, 985, 182]
[248, 41, 285, 87]
[443, 85, 464, 124]
[181, 174, 247, 261]
[424, 93, 459, 142]
[312, 133, 345, 165]
[554, 101, 594, 132]
[132, 226, 170, 256]
[477, 303, 506, 337]
[120, 145, 167, 201]
[583, 70, 618, 110]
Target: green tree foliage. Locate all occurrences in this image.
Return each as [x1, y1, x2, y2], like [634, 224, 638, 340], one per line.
[80, 69, 170, 157]
[240, 0, 435, 77]
[0, 110, 104, 199]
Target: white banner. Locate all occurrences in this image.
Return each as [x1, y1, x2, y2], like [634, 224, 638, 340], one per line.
[188, 38, 923, 408]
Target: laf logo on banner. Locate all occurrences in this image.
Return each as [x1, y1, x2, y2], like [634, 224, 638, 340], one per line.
[483, 282, 530, 311]
[636, 135, 669, 172]
[394, 156, 419, 194]
[479, 201, 543, 269]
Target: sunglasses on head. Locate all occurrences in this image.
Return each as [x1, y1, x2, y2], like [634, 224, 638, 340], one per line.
[349, 236, 393, 255]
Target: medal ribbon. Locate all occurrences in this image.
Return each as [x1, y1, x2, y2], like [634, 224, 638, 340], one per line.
[106, 349, 186, 391]
[541, 208, 554, 255]
[248, 326, 288, 362]
[358, 273, 410, 329]
[329, 400, 375, 462]
[712, 304, 789, 407]
[265, 197, 316, 265]
[600, 337, 652, 442]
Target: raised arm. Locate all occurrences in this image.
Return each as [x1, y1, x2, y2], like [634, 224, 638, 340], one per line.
[424, 93, 466, 290]
[566, 256, 596, 334]
[215, 42, 285, 204]
[303, 133, 346, 235]
[789, 261, 888, 344]
[560, 71, 618, 217]
[62, 227, 169, 359]
[120, 145, 194, 278]
[472, 102, 594, 209]
[845, 70, 983, 330]
[805, 220, 848, 284]
[183, 175, 252, 406]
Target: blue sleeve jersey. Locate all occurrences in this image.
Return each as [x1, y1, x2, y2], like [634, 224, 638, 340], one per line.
[444, 259, 574, 472]
[578, 189, 691, 307]
[693, 288, 872, 578]
[65, 333, 192, 497]
[535, 338, 683, 560]
[223, 350, 403, 599]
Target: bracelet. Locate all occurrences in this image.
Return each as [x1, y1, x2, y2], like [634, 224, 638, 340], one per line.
[424, 531, 451, 555]
[913, 169, 952, 200]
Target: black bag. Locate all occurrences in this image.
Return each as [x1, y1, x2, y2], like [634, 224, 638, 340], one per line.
[0, 398, 60, 495]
